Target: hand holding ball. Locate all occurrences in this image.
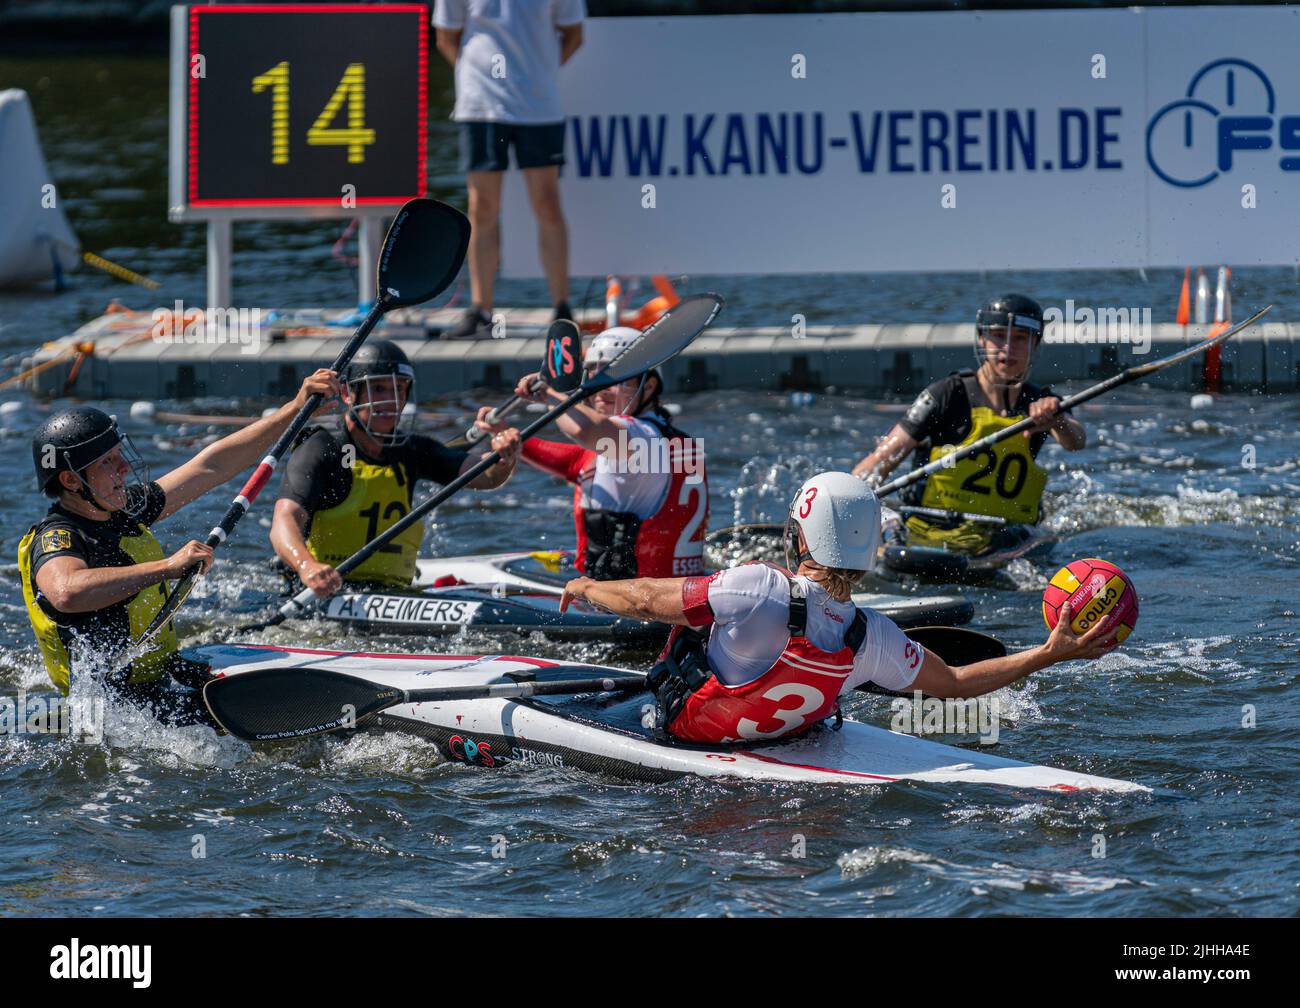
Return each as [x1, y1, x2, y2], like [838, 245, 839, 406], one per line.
[1043, 558, 1139, 648]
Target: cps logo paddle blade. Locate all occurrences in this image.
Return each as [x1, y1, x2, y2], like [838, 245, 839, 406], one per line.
[544, 319, 582, 392]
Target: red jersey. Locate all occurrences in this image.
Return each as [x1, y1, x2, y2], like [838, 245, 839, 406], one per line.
[521, 413, 708, 579]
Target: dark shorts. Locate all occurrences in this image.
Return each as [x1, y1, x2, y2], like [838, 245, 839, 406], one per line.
[459, 121, 566, 173]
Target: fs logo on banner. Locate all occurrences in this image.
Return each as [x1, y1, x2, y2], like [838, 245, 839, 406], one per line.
[1146, 58, 1300, 187]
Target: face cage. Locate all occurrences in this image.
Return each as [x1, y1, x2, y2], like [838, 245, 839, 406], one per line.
[585, 366, 651, 416]
[345, 375, 414, 447]
[974, 315, 1040, 387]
[67, 431, 152, 519]
[782, 514, 809, 571]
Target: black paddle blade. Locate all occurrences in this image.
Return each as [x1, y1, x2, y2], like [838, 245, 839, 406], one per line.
[542, 319, 583, 392]
[377, 198, 471, 308]
[203, 668, 405, 741]
[590, 292, 724, 387]
[906, 625, 1007, 664]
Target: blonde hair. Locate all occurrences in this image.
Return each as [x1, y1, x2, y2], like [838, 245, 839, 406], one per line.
[802, 561, 866, 601]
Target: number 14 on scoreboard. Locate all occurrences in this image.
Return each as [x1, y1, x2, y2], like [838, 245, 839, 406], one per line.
[251, 62, 376, 165]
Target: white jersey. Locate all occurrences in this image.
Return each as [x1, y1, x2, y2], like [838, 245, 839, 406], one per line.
[698, 564, 922, 691]
[579, 415, 673, 519]
[435, 0, 586, 124]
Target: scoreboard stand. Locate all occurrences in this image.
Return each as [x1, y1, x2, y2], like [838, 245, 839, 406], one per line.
[167, 3, 429, 311]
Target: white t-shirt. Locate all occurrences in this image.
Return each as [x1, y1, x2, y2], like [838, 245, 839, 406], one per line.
[434, 0, 586, 124]
[698, 564, 923, 692]
[580, 415, 682, 519]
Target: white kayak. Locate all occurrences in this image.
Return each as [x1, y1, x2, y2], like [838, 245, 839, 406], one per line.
[190, 642, 1148, 794]
[409, 550, 975, 630]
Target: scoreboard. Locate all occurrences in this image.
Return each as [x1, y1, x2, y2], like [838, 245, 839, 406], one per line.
[168, 4, 428, 219]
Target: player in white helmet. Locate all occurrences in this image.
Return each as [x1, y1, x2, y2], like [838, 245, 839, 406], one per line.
[560, 471, 1118, 744]
[475, 326, 709, 580]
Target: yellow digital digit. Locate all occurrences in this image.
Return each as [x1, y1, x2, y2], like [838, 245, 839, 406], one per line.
[251, 61, 291, 165]
[307, 63, 375, 163]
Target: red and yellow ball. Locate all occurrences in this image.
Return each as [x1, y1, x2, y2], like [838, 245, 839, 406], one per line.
[1042, 557, 1139, 644]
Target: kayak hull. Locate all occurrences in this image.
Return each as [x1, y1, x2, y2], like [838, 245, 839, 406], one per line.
[190, 643, 1148, 793]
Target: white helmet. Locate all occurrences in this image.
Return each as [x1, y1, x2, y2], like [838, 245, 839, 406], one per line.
[784, 471, 882, 572]
[584, 326, 642, 369]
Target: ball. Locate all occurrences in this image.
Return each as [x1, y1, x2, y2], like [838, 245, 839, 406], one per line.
[1042, 557, 1139, 644]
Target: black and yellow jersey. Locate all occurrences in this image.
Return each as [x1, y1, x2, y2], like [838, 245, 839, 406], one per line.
[17, 483, 181, 693]
[278, 426, 468, 587]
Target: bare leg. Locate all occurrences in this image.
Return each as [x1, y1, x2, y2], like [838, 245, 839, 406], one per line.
[466, 170, 504, 313]
[523, 165, 569, 307]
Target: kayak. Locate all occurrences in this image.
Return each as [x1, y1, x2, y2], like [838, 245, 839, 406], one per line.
[402, 550, 975, 632]
[322, 582, 666, 644]
[876, 511, 1058, 585]
[190, 642, 1148, 793]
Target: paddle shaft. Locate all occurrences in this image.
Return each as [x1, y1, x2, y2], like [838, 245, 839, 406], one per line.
[875, 306, 1269, 499]
[403, 673, 644, 704]
[459, 378, 542, 446]
[146, 301, 385, 638]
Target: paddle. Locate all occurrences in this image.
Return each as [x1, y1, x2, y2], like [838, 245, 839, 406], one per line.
[856, 625, 1007, 698]
[137, 198, 471, 645]
[873, 304, 1272, 498]
[249, 292, 725, 632]
[445, 319, 583, 449]
[203, 665, 645, 741]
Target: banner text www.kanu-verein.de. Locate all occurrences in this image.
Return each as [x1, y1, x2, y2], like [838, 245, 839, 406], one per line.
[500, 7, 1300, 277]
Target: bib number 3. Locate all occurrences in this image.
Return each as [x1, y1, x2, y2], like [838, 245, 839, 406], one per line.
[736, 683, 828, 739]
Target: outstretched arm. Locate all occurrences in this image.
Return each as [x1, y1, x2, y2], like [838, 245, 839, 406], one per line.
[155, 369, 339, 520]
[560, 575, 693, 625]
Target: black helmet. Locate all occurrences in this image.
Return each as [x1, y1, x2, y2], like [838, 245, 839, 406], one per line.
[342, 340, 415, 385]
[341, 340, 416, 447]
[976, 294, 1044, 342]
[32, 407, 122, 493]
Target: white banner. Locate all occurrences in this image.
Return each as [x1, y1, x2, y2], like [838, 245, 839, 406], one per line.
[496, 7, 1300, 277]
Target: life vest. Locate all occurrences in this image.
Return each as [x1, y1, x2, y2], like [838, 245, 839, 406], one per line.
[917, 376, 1048, 525]
[306, 456, 424, 586]
[574, 414, 709, 580]
[647, 568, 867, 744]
[17, 523, 180, 695]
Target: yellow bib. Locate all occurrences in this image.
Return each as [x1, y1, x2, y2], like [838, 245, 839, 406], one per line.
[17, 524, 180, 695]
[306, 458, 424, 586]
[919, 405, 1048, 525]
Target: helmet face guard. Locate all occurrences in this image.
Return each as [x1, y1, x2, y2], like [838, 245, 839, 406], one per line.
[975, 297, 1044, 388]
[344, 372, 415, 447]
[64, 429, 152, 518]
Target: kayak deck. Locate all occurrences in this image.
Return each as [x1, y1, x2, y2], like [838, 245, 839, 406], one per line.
[410, 551, 974, 630]
[191, 643, 1147, 794]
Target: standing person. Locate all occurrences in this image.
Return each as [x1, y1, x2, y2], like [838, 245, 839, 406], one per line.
[474, 327, 709, 579]
[271, 340, 521, 596]
[18, 369, 339, 725]
[560, 472, 1118, 744]
[851, 294, 1086, 557]
[434, 0, 586, 339]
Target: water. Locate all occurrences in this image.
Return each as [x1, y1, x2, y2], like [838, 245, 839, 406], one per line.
[1, 54, 1298, 917]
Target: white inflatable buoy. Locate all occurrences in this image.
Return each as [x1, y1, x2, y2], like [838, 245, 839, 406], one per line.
[130, 401, 156, 422]
[1190, 393, 1214, 410]
[0, 400, 25, 418]
[261, 407, 278, 418]
[663, 402, 683, 416]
